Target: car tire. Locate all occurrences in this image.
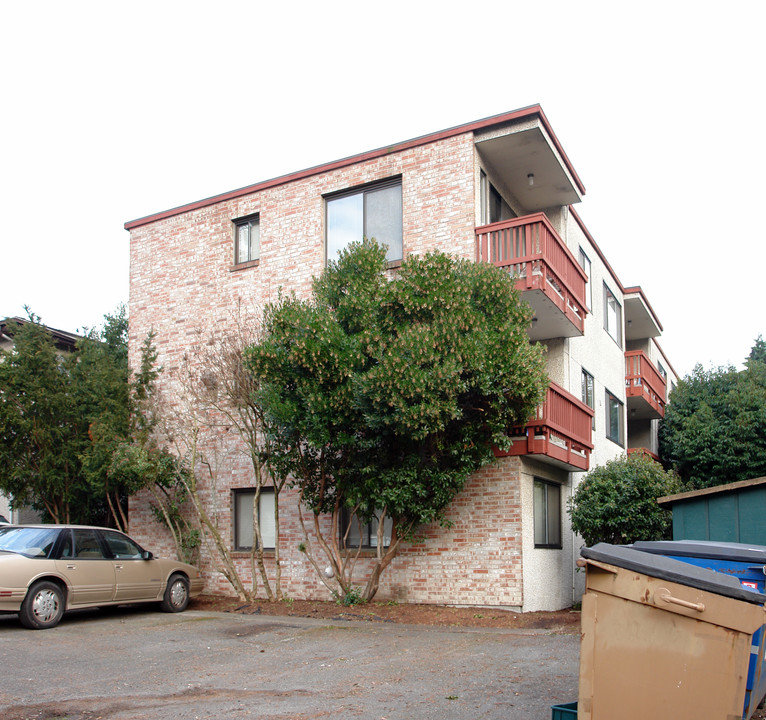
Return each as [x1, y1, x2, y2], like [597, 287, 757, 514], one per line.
[160, 574, 189, 613]
[19, 580, 65, 630]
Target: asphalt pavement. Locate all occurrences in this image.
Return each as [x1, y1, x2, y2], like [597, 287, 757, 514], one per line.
[0, 604, 579, 719]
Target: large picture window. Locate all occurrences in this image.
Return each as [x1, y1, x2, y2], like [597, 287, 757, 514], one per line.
[233, 488, 275, 551]
[533, 479, 561, 548]
[326, 180, 402, 264]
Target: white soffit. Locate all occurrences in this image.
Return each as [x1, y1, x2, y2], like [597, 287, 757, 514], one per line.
[475, 121, 583, 211]
[624, 292, 662, 339]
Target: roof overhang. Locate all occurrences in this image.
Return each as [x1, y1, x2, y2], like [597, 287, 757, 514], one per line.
[475, 117, 584, 210]
[624, 288, 662, 340]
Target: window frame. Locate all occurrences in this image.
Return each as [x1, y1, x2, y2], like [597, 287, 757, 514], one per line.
[325, 177, 403, 265]
[340, 507, 393, 550]
[533, 479, 562, 549]
[232, 487, 275, 552]
[603, 283, 623, 346]
[581, 368, 596, 430]
[577, 247, 592, 310]
[605, 389, 625, 446]
[233, 214, 260, 267]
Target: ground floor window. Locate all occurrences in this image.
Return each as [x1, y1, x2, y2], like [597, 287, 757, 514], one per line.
[233, 488, 275, 551]
[341, 507, 393, 549]
[533, 479, 561, 548]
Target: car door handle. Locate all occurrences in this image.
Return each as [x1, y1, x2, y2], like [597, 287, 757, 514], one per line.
[66, 564, 76, 570]
[115, 564, 123, 571]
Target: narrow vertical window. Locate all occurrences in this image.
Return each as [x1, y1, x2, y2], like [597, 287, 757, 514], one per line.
[234, 215, 260, 265]
[605, 390, 624, 445]
[533, 479, 561, 548]
[581, 368, 595, 430]
[604, 284, 622, 346]
[578, 247, 592, 310]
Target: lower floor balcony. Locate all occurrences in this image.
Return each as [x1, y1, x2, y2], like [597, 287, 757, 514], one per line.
[625, 350, 667, 420]
[497, 382, 595, 472]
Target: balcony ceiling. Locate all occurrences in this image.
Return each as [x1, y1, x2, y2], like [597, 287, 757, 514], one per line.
[625, 292, 661, 340]
[475, 123, 583, 211]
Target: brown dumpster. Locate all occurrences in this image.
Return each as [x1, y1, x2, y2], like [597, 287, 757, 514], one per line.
[577, 544, 766, 720]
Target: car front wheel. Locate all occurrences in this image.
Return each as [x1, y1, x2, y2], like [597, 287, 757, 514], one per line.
[20, 580, 65, 629]
[160, 574, 189, 613]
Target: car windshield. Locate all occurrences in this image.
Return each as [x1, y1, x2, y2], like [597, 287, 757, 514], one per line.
[0, 527, 60, 558]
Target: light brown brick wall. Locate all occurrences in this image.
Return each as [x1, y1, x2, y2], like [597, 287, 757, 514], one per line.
[128, 130, 526, 607]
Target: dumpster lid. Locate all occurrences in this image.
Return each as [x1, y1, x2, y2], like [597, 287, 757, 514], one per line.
[631, 539, 766, 563]
[581, 543, 766, 605]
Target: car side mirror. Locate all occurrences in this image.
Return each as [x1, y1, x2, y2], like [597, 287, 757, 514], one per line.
[142, 550, 154, 560]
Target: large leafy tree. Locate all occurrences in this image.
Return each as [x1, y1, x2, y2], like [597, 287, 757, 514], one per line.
[569, 452, 682, 547]
[247, 239, 548, 601]
[659, 340, 766, 489]
[0, 312, 87, 522]
[0, 307, 171, 527]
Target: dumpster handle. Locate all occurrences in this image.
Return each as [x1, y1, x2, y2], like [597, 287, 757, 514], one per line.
[576, 558, 618, 574]
[654, 587, 705, 613]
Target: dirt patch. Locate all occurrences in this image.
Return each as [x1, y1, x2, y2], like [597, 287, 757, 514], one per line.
[189, 594, 582, 633]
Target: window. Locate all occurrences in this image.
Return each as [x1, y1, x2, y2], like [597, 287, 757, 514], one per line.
[234, 215, 260, 265]
[479, 170, 515, 225]
[577, 247, 592, 310]
[326, 179, 402, 264]
[604, 284, 622, 346]
[341, 507, 393, 549]
[605, 390, 624, 445]
[102, 530, 144, 559]
[533, 479, 561, 548]
[581, 368, 595, 430]
[233, 488, 275, 551]
[73, 528, 106, 559]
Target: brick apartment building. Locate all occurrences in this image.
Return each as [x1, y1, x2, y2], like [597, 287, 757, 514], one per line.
[125, 105, 676, 611]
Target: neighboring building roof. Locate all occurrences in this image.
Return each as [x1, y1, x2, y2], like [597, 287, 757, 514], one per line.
[125, 104, 586, 231]
[0, 316, 82, 353]
[658, 476, 766, 507]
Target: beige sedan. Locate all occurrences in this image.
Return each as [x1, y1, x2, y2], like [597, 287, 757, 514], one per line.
[0, 525, 204, 629]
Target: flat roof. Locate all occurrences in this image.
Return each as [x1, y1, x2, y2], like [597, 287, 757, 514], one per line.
[658, 476, 766, 507]
[125, 104, 585, 231]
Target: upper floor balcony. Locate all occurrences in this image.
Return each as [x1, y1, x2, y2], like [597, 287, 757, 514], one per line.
[475, 213, 588, 340]
[497, 382, 595, 472]
[625, 350, 667, 419]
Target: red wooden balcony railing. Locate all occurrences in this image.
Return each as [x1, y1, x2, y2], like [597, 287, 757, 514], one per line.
[627, 447, 661, 462]
[475, 213, 588, 333]
[625, 350, 667, 417]
[497, 382, 595, 471]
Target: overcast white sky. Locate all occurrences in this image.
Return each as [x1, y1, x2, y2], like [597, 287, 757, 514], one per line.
[1, 1, 764, 378]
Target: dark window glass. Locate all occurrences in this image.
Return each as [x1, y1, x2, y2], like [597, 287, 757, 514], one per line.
[533, 480, 561, 548]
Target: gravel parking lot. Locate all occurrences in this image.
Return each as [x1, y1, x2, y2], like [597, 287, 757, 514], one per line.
[0, 605, 579, 720]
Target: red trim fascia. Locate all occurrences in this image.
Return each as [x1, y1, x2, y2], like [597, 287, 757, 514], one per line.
[623, 285, 663, 333]
[569, 207, 663, 327]
[125, 105, 584, 230]
[651, 338, 680, 381]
